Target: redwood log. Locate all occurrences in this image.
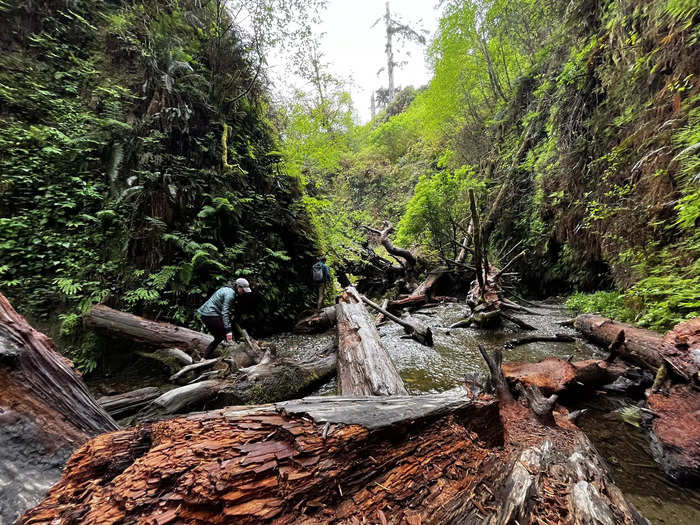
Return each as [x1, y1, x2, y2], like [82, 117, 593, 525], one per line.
[21, 387, 648, 524]
[336, 287, 407, 396]
[574, 314, 699, 382]
[502, 358, 629, 395]
[647, 384, 700, 485]
[0, 293, 118, 524]
[85, 304, 213, 355]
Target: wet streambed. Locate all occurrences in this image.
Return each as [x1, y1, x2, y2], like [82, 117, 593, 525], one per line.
[268, 301, 700, 523]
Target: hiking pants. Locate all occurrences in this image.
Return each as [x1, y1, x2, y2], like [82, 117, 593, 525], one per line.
[317, 282, 326, 310]
[201, 315, 227, 358]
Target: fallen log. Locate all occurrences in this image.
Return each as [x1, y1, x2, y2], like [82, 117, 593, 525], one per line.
[169, 357, 220, 384]
[504, 334, 575, 348]
[293, 306, 337, 334]
[647, 384, 700, 485]
[0, 292, 118, 524]
[97, 386, 163, 418]
[360, 294, 433, 346]
[574, 314, 700, 382]
[22, 384, 649, 523]
[85, 304, 213, 355]
[20, 389, 507, 524]
[336, 286, 407, 396]
[137, 350, 338, 420]
[502, 357, 631, 396]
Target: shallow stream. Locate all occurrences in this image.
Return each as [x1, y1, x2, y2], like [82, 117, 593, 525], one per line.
[88, 301, 700, 523]
[266, 301, 700, 523]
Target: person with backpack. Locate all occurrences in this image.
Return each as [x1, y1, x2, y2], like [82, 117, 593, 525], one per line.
[312, 256, 331, 310]
[197, 278, 252, 358]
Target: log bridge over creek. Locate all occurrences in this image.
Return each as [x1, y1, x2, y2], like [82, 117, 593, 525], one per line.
[2, 287, 700, 523]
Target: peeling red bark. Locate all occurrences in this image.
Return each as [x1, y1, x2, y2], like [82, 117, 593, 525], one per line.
[647, 384, 700, 484]
[0, 293, 118, 523]
[502, 358, 628, 395]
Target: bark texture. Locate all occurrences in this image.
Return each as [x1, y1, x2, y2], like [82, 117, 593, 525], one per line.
[336, 287, 407, 396]
[21, 387, 649, 525]
[0, 292, 118, 523]
[502, 358, 629, 395]
[85, 304, 213, 355]
[574, 314, 700, 382]
[21, 389, 503, 525]
[647, 384, 700, 484]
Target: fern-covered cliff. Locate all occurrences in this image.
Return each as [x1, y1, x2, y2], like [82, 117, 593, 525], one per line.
[0, 0, 320, 369]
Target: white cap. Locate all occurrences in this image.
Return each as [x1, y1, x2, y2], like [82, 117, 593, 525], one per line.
[235, 278, 252, 293]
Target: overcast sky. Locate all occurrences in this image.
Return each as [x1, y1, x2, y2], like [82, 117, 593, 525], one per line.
[271, 1, 441, 123]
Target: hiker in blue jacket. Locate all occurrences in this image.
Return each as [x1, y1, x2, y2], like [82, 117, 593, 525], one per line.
[197, 278, 252, 358]
[312, 256, 331, 310]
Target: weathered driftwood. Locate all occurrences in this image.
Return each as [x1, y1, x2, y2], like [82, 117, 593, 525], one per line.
[0, 292, 118, 524]
[293, 306, 337, 334]
[574, 314, 700, 382]
[138, 350, 338, 420]
[85, 304, 213, 355]
[360, 294, 433, 346]
[97, 387, 163, 418]
[169, 357, 220, 384]
[336, 287, 408, 396]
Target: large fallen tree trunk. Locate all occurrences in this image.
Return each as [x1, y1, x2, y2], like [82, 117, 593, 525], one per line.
[336, 286, 408, 396]
[502, 357, 633, 395]
[85, 304, 214, 355]
[574, 314, 699, 382]
[22, 385, 649, 523]
[136, 349, 338, 420]
[0, 292, 118, 524]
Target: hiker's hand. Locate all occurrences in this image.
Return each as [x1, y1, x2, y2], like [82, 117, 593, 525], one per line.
[226, 332, 233, 343]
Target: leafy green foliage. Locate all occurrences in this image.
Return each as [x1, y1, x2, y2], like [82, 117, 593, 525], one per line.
[397, 163, 485, 259]
[0, 0, 323, 371]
